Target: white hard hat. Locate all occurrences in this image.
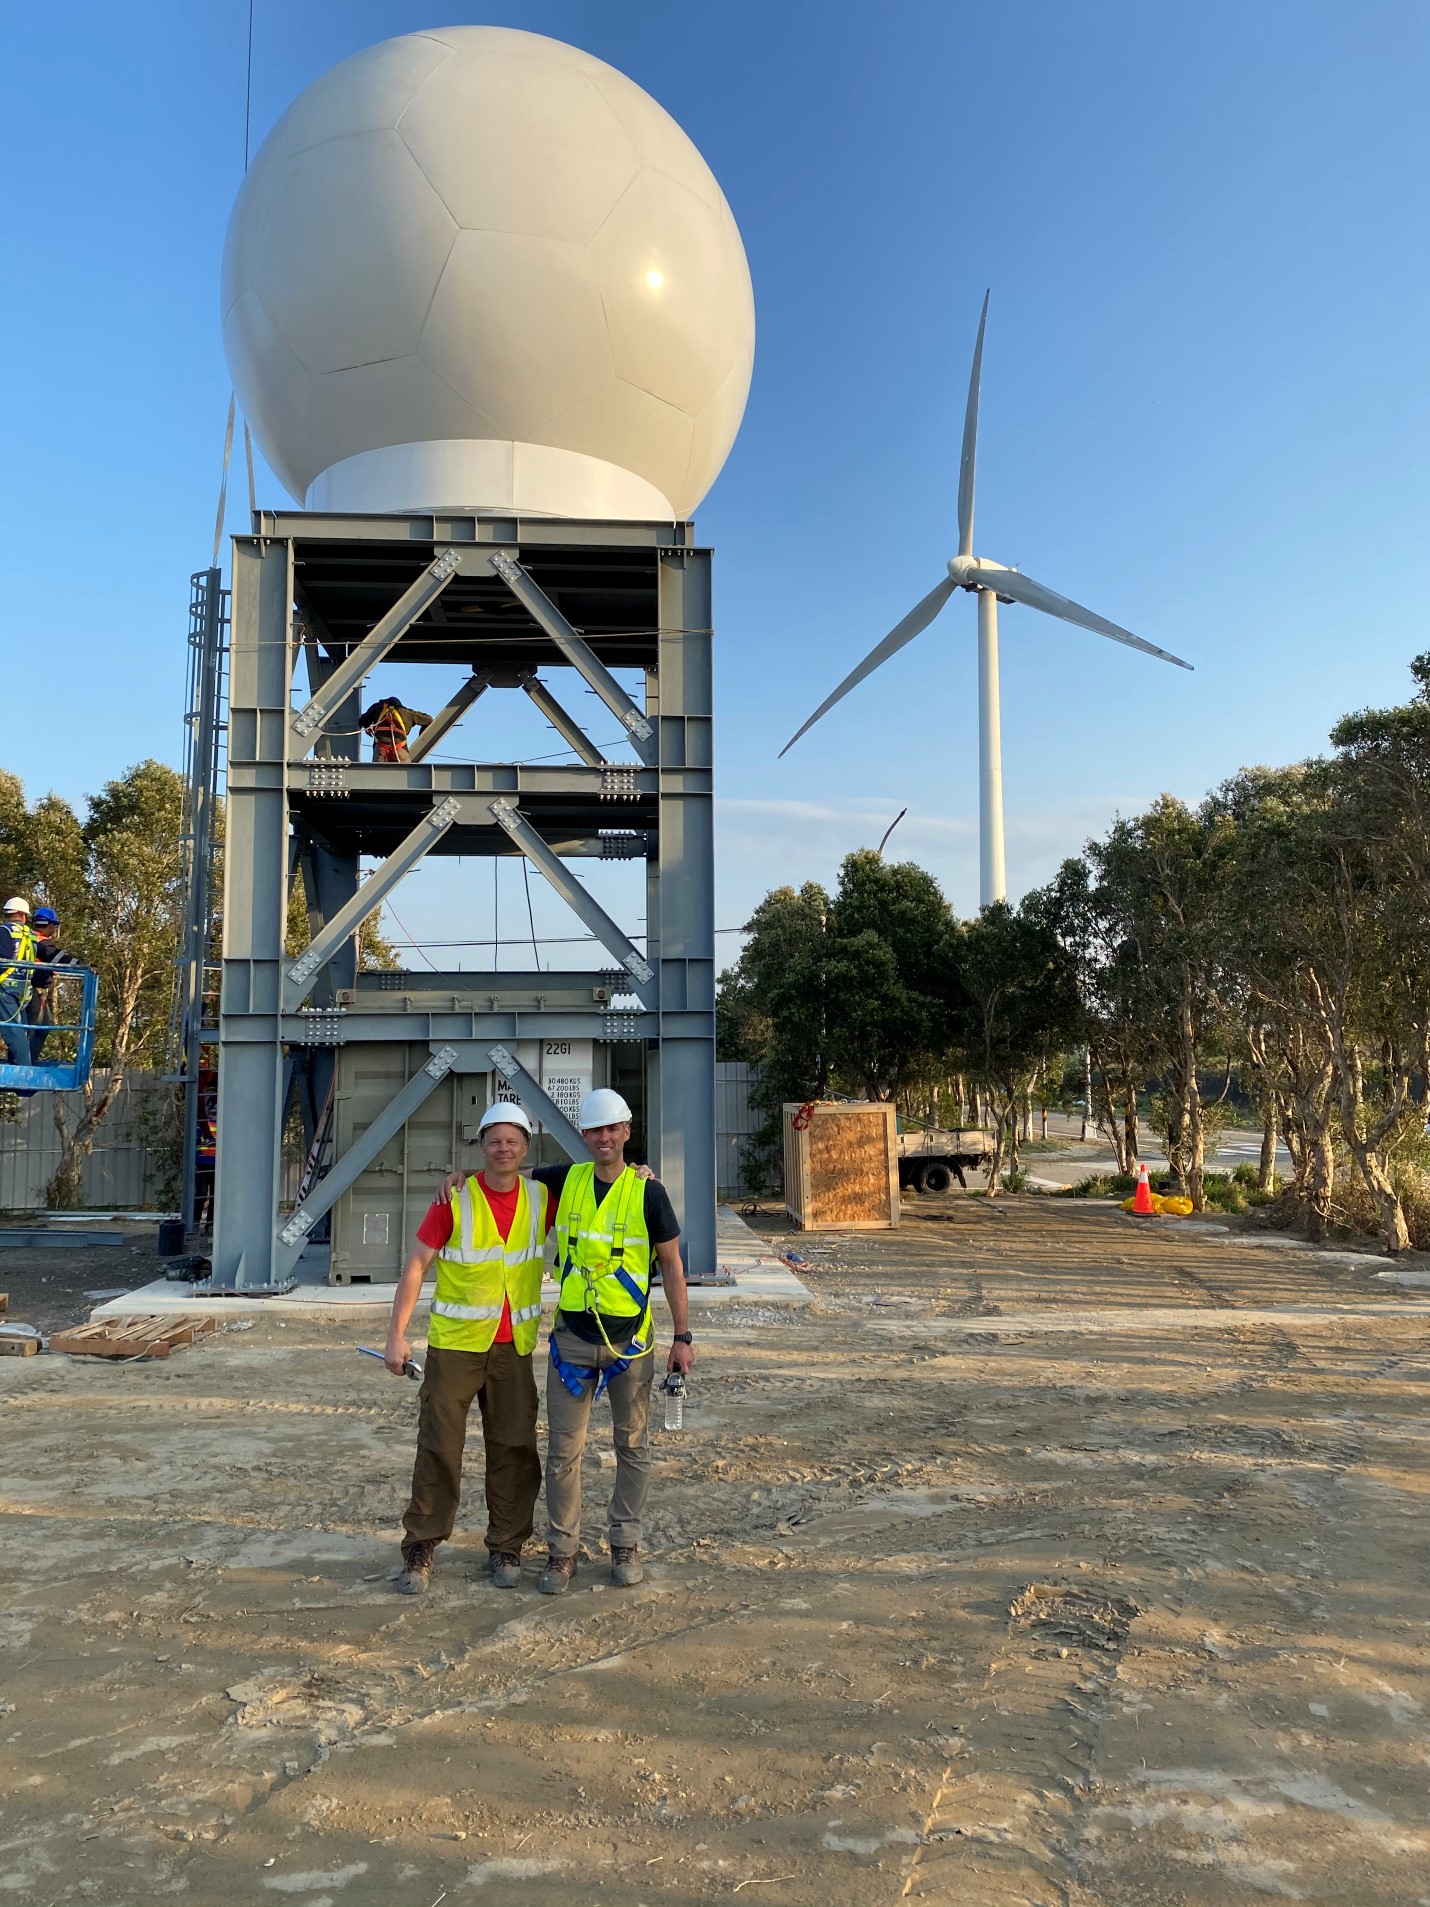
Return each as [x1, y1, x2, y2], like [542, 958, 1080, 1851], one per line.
[477, 1099, 533, 1137]
[579, 1088, 632, 1129]
[3, 897, 29, 915]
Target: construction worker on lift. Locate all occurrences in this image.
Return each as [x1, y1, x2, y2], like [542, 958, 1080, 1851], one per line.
[359, 696, 433, 764]
[26, 906, 71, 1065]
[0, 898, 36, 1069]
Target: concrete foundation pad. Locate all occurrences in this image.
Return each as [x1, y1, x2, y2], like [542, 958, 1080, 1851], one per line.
[89, 1205, 810, 1321]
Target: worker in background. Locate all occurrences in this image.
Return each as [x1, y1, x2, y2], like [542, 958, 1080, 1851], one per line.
[26, 906, 70, 1064]
[384, 1102, 552, 1596]
[532, 1089, 691, 1596]
[0, 898, 36, 1069]
[194, 1063, 218, 1230]
[359, 696, 433, 763]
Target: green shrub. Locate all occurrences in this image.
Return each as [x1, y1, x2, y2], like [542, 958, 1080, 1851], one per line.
[1231, 1162, 1260, 1189]
[1002, 1167, 1035, 1193]
[1058, 1171, 1138, 1199]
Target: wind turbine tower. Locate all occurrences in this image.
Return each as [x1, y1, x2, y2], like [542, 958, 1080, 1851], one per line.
[782, 295, 1192, 907]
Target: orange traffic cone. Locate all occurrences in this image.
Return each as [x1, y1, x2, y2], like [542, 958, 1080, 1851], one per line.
[1132, 1163, 1155, 1216]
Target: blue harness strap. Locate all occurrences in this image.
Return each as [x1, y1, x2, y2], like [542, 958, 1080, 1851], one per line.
[548, 1323, 651, 1399]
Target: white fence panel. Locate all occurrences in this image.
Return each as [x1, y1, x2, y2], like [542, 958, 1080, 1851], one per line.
[0, 1079, 169, 1211]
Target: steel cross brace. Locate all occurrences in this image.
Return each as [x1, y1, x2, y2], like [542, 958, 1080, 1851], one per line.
[273, 1044, 460, 1278]
[284, 798, 461, 1009]
[290, 548, 462, 747]
[489, 551, 655, 765]
[407, 672, 490, 763]
[487, 798, 656, 1007]
[485, 1043, 591, 1160]
[518, 672, 605, 767]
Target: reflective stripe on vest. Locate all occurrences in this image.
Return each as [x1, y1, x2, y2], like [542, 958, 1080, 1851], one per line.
[428, 1174, 548, 1355]
[0, 923, 35, 998]
[553, 1164, 651, 1328]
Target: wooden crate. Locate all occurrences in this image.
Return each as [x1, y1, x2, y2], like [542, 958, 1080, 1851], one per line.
[783, 1101, 900, 1231]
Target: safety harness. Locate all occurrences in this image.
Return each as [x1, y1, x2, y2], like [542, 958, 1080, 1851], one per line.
[0, 922, 36, 1006]
[549, 1165, 653, 1398]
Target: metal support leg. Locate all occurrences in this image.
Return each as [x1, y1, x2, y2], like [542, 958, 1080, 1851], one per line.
[407, 673, 490, 763]
[290, 548, 461, 748]
[518, 673, 606, 767]
[652, 549, 717, 1278]
[487, 798, 655, 1007]
[284, 798, 461, 1009]
[214, 537, 294, 1288]
[490, 551, 656, 764]
[273, 1045, 460, 1279]
[485, 1043, 591, 1160]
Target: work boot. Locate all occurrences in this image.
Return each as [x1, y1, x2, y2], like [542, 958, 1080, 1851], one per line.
[488, 1549, 523, 1589]
[395, 1540, 436, 1595]
[537, 1553, 577, 1596]
[610, 1544, 643, 1587]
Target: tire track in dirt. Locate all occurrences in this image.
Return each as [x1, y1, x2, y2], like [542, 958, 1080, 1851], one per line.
[899, 1581, 1140, 1905]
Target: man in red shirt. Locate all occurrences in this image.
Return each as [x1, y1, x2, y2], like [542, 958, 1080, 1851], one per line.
[385, 1101, 554, 1594]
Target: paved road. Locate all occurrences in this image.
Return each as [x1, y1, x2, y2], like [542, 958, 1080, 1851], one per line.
[1022, 1112, 1288, 1190]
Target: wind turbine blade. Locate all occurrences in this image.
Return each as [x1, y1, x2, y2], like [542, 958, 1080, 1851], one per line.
[957, 290, 989, 557]
[987, 567, 1193, 671]
[779, 577, 957, 757]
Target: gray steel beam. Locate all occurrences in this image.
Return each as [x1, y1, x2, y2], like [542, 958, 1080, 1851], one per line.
[290, 548, 462, 747]
[179, 566, 224, 1233]
[519, 672, 606, 767]
[273, 1044, 460, 1278]
[489, 551, 656, 764]
[352, 967, 613, 995]
[213, 536, 294, 1288]
[263, 761, 659, 798]
[487, 797, 656, 1008]
[278, 1009, 656, 1043]
[406, 673, 490, 763]
[257, 510, 695, 552]
[652, 547, 717, 1278]
[284, 798, 461, 1010]
[484, 1043, 591, 1161]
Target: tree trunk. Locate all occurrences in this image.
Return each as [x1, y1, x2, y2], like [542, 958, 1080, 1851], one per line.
[1081, 1047, 1092, 1142]
[1303, 1129, 1335, 1241]
[47, 1072, 122, 1210]
[1351, 1141, 1411, 1254]
[1258, 1099, 1278, 1194]
[1040, 1104, 1049, 1140]
[1123, 1091, 1139, 1173]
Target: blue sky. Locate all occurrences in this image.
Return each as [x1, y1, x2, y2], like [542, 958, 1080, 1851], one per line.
[3, 1, 1427, 963]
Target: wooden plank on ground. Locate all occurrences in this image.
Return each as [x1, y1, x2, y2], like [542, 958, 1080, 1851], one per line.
[0, 1330, 40, 1357]
[48, 1315, 218, 1360]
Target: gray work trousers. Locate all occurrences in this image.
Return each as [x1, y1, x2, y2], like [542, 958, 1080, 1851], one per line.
[544, 1326, 655, 1557]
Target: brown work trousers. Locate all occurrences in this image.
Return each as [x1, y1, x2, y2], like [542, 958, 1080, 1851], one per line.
[401, 1341, 541, 1558]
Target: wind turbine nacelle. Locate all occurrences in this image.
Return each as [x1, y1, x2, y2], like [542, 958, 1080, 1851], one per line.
[947, 555, 1015, 602]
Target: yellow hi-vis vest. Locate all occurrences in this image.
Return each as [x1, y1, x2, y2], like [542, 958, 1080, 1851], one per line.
[554, 1164, 652, 1333]
[0, 922, 35, 1002]
[428, 1174, 550, 1354]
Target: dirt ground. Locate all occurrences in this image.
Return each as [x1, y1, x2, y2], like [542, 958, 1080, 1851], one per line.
[3, 1200, 1429, 1906]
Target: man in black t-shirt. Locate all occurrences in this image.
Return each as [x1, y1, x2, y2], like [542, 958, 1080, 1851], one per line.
[532, 1090, 692, 1592]
[528, 1162, 681, 1344]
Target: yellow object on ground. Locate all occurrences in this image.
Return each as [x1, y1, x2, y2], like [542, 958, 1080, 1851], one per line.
[1121, 1191, 1194, 1217]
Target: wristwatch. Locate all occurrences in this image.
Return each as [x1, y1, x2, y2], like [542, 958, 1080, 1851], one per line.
[671, 1331, 693, 1345]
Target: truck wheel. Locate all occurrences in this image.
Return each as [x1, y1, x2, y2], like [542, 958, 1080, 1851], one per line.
[919, 1162, 953, 1194]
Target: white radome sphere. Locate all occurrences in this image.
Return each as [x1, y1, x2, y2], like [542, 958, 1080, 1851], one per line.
[221, 26, 755, 519]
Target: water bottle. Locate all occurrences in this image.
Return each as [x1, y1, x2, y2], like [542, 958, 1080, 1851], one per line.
[663, 1372, 686, 1432]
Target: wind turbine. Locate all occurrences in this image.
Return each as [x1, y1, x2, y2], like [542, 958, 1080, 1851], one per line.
[780, 293, 1193, 907]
